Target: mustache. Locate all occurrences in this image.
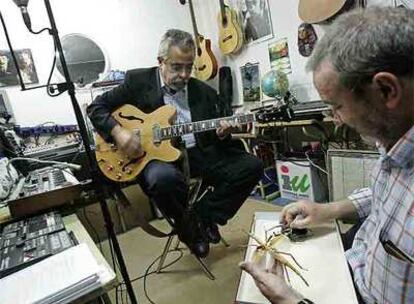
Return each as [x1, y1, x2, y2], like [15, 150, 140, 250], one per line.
[171, 79, 188, 86]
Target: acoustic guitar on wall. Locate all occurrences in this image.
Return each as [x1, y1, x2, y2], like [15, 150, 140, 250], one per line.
[185, 0, 218, 81]
[298, 0, 356, 24]
[217, 0, 243, 55]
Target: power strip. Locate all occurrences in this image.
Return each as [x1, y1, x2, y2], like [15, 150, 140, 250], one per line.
[15, 125, 78, 137]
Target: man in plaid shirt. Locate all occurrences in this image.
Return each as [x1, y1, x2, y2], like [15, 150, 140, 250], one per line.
[240, 7, 414, 304]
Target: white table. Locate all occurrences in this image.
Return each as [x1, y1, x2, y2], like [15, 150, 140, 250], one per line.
[236, 212, 359, 304]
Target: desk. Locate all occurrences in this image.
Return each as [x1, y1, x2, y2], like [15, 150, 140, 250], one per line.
[64, 214, 118, 304]
[0, 213, 117, 304]
[236, 212, 358, 304]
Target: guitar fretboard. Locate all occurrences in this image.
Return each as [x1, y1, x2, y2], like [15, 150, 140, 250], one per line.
[160, 114, 255, 140]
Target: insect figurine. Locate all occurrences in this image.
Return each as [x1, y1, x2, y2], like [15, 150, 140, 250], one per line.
[244, 225, 310, 287]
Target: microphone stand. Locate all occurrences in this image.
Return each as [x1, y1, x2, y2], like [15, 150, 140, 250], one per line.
[21, 1, 138, 302]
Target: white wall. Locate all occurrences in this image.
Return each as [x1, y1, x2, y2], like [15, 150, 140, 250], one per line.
[0, 0, 193, 126]
[195, 0, 406, 107]
[198, 0, 324, 107]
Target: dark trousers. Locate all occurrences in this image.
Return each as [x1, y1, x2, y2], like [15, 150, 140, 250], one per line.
[188, 146, 263, 225]
[138, 146, 263, 226]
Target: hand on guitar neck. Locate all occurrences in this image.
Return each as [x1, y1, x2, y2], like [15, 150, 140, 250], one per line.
[216, 120, 241, 140]
[111, 125, 143, 159]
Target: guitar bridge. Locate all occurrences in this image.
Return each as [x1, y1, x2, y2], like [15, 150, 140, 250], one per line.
[152, 124, 161, 145]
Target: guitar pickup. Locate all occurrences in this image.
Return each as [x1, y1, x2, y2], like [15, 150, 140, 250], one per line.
[152, 125, 161, 145]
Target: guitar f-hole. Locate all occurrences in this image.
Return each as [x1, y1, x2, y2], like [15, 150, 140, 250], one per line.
[118, 112, 144, 123]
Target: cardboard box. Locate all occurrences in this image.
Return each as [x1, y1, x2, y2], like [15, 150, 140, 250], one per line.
[276, 160, 325, 202]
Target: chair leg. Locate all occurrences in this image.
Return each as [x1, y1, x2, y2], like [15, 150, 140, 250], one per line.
[156, 235, 216, 280]
[173, 237, 181, 250]
[193, 256, 216, 280]
[157, 235, 174, 273]
[220, 236, 230, 247]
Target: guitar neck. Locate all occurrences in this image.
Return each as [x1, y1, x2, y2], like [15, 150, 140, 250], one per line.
[188, 0, 200, 46]
[159, 113, 255, 140]
[219, 0, 226, 24]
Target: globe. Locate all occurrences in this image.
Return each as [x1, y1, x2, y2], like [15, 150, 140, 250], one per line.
[261, 69, 289, 98]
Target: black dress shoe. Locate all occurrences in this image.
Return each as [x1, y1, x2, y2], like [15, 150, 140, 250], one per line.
[190, 240, 209, 258]
[176, 210, 210, 257]
[205, 222, 221, 244]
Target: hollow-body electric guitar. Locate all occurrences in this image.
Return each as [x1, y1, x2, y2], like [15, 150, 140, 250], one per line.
[94, 104, 290, 182]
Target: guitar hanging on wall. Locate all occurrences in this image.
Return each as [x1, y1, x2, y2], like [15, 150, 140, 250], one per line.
[217, 0, 244, 55]
[183, 0, 218, 81]
[94, 104, 291, 182]
[298, 0, 356, 24]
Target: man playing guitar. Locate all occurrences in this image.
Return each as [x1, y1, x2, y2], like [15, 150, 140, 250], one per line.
[87, 29, 263, 258]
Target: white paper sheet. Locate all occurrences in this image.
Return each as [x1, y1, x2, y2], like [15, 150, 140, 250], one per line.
[0, 243, 101, 304]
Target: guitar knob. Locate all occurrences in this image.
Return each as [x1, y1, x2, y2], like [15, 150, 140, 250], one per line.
[116, 174, 122, 180]
[126, 168, 132, 175]
[118, 160, 124, 166]
[107, 165, 114, 171]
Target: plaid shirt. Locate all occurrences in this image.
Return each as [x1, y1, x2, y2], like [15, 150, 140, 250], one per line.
[346, 126, 414, 304]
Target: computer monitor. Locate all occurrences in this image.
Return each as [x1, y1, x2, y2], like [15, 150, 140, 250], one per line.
[0, 90, 15, 124]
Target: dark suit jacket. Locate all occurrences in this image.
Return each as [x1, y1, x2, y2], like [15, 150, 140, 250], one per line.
[87, 67, 230, 152]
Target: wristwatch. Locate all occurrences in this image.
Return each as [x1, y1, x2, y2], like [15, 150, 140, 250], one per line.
[297, 299, 315, 304]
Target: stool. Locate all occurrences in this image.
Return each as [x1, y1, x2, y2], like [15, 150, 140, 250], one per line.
[155, 177, 229, 280]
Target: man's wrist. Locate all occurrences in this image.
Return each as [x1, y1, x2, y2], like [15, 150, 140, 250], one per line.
[110, 124, 123, 137]
[276, 294, 306, 304]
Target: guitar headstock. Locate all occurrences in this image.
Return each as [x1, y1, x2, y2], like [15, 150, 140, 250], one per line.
[254, 104, 295, 123]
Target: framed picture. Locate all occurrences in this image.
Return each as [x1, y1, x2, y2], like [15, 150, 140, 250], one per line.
[0, 49, 39, 87]
[268, 38, 292, 74]
[238, 0, 273, 44]
[240, 62, 261, 102]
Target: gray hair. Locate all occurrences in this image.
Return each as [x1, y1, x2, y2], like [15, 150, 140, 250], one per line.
[158, 29, 195, 59]
[307, 7, 414, 95]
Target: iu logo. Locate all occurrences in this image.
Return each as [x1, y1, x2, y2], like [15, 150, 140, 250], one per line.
[280, 165, 311, 193]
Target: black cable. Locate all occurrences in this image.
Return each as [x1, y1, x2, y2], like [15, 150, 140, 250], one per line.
[143, 248, 184, 304]
[114, 247, 184, 304]
[46, 42, 59, 97]
[28, 27, 51, 35]
[44, 133, 57, 145]
[1, 8, 60, 98]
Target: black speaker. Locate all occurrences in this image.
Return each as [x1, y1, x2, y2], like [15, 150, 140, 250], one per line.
[218, 66, 233, 116]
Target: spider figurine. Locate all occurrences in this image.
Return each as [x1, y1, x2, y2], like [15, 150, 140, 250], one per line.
[244, 225, 309, 287]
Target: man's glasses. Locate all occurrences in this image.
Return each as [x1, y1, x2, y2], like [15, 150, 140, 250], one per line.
[165, 61, 194, 74]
